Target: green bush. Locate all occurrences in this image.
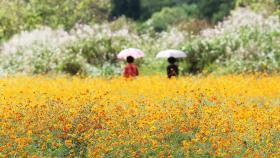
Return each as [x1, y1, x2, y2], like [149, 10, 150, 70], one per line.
[110, 0, 141, 20]
[0, 0, 111, 40]
[0, 0, 245, 41]
[0, 24, 132, 75]
[140, 0, 234, 22]
[236, 0, 278, 15]
[0, 19, 189, 76]
[182, 8, 280, 74]
[140, 0, 178, 20]
[2, 5, 280, 76]
[197, 0, 236, 22]
[145, 4, 198, 32]
[61, 61, 84, 75]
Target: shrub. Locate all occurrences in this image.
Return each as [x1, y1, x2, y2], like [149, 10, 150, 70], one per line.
[0, 19, 189, 76]
[110, 0, 141, 20]
[0, 24, 132, 75]
[0, 27, 73, 74]
[176, 19, 211, 34]
[236, 0, 279, 15]
[140, 0, 176, 20]
[0, 0, 111, 40]
[183, 8, 280, 74]
[145, 5, 198, 32]
[196, 0, 235, 22]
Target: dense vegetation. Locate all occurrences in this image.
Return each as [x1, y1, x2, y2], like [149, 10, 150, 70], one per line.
[0, 0, 279, 76]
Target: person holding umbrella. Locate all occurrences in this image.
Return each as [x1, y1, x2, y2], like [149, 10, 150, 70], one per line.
[167, 57, 179, 78]
[156, 49, 187, 78]
[124, 56, 139, 78]
[117, 48, 145, 78]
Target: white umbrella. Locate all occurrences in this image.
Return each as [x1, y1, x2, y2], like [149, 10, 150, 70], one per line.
[117, 48, 145, 60]
[156, 49, 187, 58]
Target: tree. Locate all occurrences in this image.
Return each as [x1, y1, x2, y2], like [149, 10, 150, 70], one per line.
[236, 0, 279, 15]
[127, 0, 141, 19]
[110, 0, 141, 20]
[140, 0, 176, 20]
[0, 0, 111, 40]
[197, 0, 236, 22]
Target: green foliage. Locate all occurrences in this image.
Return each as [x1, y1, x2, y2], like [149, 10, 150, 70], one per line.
[0, 0, 239, 41]
[111, 0, 141, 20]
[182, 13, 280, 74]
[145, 4, 198, 32]
[236, 0, 279, 15]
[0, 0, 29, 41]
[0, 19, 189, 76]
[111, 0, 235, 22]
[0, 0, 111, 40]
[1, 1, 280, 76]
[197, 0, 236, 22]
[140, 0, 179, 20]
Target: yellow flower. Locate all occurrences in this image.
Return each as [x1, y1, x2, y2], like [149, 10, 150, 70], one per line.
[41, 144, 47, 150]
[77, 123, 84, 133]
[65, 140, 72, 148]
[63, 124, 72, 132]
[0, 75, 279, 157]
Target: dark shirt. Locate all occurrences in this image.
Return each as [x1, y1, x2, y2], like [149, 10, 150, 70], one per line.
[167, 64, 179, 78]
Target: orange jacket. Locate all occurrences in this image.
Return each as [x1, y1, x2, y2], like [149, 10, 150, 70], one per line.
[124, 64, 139, 78]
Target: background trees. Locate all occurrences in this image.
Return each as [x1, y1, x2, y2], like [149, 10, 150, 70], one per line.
[0, 0, 111, 41]
[2, 0, 279, 41]
[0, 0, 280, 75]
[110, 0, 141, 20]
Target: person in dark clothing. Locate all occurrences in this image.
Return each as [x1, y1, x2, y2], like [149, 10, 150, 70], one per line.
[167, 57, 179, 78]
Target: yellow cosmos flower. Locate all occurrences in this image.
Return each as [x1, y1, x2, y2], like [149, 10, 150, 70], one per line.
[0, 75, 278, 157]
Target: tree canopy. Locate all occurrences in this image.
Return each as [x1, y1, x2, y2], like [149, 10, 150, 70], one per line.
[0, 0, 279, 41]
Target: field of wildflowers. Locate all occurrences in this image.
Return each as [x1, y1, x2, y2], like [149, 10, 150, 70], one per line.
[0, 75, 279, 157]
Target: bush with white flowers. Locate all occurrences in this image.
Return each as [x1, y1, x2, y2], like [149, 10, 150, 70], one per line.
[0, 27, 75, 74]
[1, 8, 279, 75]
[0, 18, 188, 75]
[183, 8, 280, 74]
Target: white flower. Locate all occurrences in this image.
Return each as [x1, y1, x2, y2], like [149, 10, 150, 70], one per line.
[201, 7, 280, 38]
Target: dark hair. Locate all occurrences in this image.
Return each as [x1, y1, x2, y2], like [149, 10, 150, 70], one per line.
[168, 57, 176, 64]
[127, 56, 134, 63]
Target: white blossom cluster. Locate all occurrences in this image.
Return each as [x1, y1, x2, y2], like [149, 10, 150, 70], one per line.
[0, 27, 75, 74]
[1, 27, 73, 56]
[201, 7, 280, 38]
[197, 8, 280, 73]
[3, 7, 278, 75]
[0, 21, 188, 75]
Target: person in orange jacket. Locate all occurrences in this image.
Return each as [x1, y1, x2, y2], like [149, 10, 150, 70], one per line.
[124, 56, 139, 78]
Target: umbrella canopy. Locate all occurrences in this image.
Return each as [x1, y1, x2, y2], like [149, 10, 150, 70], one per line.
[156, 49, 187, 58]
[117, 48, 145, 60]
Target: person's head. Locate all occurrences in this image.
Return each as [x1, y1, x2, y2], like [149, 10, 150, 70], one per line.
[168, 57, 176, 64]
[126, 56, 134, 63]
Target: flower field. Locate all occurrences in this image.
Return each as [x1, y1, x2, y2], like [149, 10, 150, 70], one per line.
[0, 75, 279, 157]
